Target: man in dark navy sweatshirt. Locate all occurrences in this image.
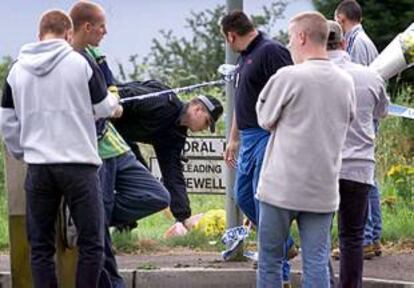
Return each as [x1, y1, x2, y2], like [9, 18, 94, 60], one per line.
[220, 10, 294, 284]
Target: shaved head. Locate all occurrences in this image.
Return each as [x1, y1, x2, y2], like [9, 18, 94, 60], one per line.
[290, 11, 328, 46]
[69, 1, 105, 32]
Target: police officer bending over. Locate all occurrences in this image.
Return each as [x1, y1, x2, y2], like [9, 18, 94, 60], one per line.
[113, 85, 223, 226]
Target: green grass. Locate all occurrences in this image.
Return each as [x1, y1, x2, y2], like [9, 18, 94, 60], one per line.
[136, 194, 224, 240]
[0, 149, 8, 250]
[0, 191, 8, 250]
[111, 194, 226, 253]
[381, 203, 414, 242]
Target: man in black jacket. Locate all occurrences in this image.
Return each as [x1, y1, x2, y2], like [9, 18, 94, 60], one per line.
[113, 82, 223, 225]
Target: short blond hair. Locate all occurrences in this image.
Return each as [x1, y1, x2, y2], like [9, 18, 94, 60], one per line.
[290, 11, 328, 46]
[39, 9, 72, 38]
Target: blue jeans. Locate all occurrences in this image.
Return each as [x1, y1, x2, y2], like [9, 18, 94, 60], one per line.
[235, 128, 293, 281]
[257, 201, 333, 288]
[363, 183, 382, 245]
[364, 121, 382, 245]
[235, 129, 293, 281]
[100, 151, 171, 288]
[25, 164, 105, 288]
[234, 128, 269, 225]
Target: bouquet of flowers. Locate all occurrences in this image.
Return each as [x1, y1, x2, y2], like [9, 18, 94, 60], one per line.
[195, 209, 226, 237]
[401, 24, 414, 64]
[370, 23, 414, 80]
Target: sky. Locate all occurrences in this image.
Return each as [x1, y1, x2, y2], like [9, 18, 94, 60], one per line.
[0, 0, 314, 67]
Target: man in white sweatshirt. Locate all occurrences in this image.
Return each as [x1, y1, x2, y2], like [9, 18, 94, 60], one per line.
[255, 12, 356, 288]
[0, 10, 120, 288]
[327, 20, 389, 288]
[335, 0, 384, 259]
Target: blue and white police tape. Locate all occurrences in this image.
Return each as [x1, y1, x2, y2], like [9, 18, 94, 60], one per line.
[119, 64, 236, 104]
[119, 79, 225, 104]
[389, 104, 414, 120]
[221, 225, 250, 261]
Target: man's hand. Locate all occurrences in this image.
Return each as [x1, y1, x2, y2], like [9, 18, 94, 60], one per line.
[111, 104, 123, 118]
[224, 140, 239, 169]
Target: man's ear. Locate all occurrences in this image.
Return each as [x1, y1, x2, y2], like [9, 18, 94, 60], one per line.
[335, 14, 346, 30]
[299, 31, 306, 46]
[84, 22, 92, 33]
[228, 31, 236, 43]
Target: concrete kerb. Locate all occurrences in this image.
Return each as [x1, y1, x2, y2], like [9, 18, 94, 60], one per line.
[1, 269, 413, 288]
[129, 269, 414, 288]
[288, 270, 414, 288]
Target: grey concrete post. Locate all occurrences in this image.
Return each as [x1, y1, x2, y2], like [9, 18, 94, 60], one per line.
[224, 0, 243, 241]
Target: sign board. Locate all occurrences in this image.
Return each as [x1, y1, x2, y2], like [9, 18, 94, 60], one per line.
[150, 136, 227, 194]
[182, 136, 226, 158]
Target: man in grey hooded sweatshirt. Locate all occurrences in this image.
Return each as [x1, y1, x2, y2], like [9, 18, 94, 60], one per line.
[327, 20, 389, 288]
[0, 10, 120, 288]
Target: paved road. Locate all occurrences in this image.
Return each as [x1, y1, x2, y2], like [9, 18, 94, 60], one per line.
[1, 250, 413, 282]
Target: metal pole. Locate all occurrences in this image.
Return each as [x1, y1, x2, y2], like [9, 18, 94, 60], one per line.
[225, 0, 243, 236]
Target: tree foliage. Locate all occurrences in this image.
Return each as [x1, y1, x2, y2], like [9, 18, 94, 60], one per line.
[118, 1, 288, 86]
[313, 0, 414, 86]
[0, 57, 13, 92]
[314, 0, 414, 52]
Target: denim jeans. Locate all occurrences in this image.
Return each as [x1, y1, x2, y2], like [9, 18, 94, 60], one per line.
[257, 201, 333, 288]
[363, 183, 382, 245]
[25, 164, 105, 288]
[100, 151, 171, 288]
[235, 128, 269, 225]
[235, 128, 293, 281]
[338, 179, 370, 288]
[364, 122, 382, 245]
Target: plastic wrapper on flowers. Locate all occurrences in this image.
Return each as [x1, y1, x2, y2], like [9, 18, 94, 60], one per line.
[194, 209, 226, 237]
[370, 23, 414, 80]
[220, 225, 251, 261]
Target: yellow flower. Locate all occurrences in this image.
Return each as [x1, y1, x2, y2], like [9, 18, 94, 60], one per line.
[387, 164, 402, 177]
[401, 27, 414, 64]
[195, 209, 226, 237]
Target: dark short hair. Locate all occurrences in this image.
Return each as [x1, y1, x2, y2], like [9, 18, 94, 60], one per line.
[39, 10, 72, 38]
[69, 1, 103, 31]
[220, 10, 255, 36]
[336, 0, 362, 22]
